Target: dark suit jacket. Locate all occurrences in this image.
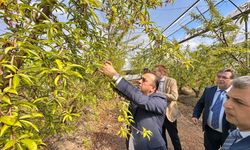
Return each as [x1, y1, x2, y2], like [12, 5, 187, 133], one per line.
[116, 78, 167, 150]
[229, 136, 250, 150]
[192, 86, 232, 134]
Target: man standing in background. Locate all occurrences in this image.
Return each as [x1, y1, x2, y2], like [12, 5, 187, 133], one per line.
[192, 69, 235, 150]
[154, 64, 182, 150]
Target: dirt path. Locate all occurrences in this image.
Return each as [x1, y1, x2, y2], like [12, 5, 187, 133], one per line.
[47, 95, 204, 150]
[173, 102, 204, 150]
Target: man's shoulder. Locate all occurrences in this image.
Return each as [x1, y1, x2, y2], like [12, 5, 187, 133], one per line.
[203, 86, 217, 94]
[204, 85, 217, 90]
[150, 92, 167, 107]
[151, 92, 166, 100]
[231, 136, 250, 149]
[165, 76, 177, 83]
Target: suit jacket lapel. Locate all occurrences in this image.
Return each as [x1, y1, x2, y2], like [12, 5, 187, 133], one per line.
[207, 86, 217, 107]
[163, 77, 167, 94]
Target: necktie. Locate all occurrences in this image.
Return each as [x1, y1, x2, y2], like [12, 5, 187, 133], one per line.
[211, 90, 224, 129]
[221, 129, 242, 150]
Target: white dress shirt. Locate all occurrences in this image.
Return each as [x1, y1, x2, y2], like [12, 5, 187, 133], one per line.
[207, 86, 232, 132]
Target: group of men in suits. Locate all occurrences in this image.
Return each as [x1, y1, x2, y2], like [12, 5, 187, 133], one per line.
[101, 62, 250, 150]
[192, 69, 250, 150]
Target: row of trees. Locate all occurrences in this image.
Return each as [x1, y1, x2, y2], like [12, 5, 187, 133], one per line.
[132, 1, 249, 97]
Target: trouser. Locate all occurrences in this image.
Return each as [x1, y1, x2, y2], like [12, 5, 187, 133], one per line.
[204, 125, 228, 150]
[162, 117, 182, 150]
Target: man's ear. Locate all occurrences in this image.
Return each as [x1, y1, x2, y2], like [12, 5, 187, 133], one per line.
[152, 86, 157, 93]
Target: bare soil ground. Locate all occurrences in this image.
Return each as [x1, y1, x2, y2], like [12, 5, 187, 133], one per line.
[47, 94, 205, 150]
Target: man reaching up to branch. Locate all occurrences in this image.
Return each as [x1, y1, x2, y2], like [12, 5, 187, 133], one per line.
[101, 61, 167, 150]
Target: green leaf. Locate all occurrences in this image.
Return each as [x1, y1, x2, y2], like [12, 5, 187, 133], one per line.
[0, 116, 22, 127]
[118, 116, 124, 122]
[117, 126, 128, 138]
[34, 138, 46, 146]
[13, 74, 20, 89]
[142, 127, 152, 140]
[32, 97, 47, 103]
[54, 97, 63, 107]
[67, 64, 84, 69]
[4, 74, 14, 78]
[18, 74, 33, 85]
[21, 48, 40, 58]
[67, 70, 83, 79]
[54, 75, 60, 86]
[16, 101, 38, 110]
[31, 113, 44, 118]
[18, 133, 33, 140]
[55, 59, 63, 70]
[71, 113, 80, 117]
[2, 140, 16, 150]
[17, 143, 24, 150]
[2, 95, 11, 104]
[20, 120, 39, 132]
[4, 46, 15, 54]
[2, 64, 17, 73]
[19, 113, 44, 119]
[62, 115, 69, 123]
[20, 139, 38, 150]
[19, 115, 33, 120]
[3, 87, 18, 94]
[88, 0, 102, 8]
[0, 124, 10, 137]
[38, 69, 50, 76]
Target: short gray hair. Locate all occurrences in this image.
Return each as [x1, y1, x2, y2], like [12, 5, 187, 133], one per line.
[233, 76, 250, 89]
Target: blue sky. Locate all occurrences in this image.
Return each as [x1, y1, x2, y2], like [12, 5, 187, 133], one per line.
[148, 0, 249, 42]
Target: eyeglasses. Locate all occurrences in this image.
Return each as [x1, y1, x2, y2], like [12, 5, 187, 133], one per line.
[217, 75, 231, 80]
[140, 77, 147, 82]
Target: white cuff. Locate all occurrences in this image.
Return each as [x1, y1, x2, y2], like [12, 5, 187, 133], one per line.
[112, 74, 122, 85]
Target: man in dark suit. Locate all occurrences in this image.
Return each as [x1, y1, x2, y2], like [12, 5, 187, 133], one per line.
[192, 69, 235, 150]
[221, 76, 250, 150]
[101, 61, 167, 150]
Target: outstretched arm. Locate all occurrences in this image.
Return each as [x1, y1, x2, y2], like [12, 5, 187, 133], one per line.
[101, 62, 167, 115]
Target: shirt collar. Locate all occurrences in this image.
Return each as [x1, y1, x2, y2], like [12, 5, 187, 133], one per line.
[239, 130, 250, 139]
[216, 85, 232, 93]
[160, 76, 165, 82]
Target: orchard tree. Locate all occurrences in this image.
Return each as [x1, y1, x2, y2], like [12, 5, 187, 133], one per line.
[186, 0, 249, 73]
[180, 0, 250, 96]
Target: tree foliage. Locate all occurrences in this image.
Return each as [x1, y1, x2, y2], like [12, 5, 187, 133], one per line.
[181, 0, 250, 95]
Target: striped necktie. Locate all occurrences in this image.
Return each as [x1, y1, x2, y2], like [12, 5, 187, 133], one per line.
[211, 90, 224, 129]
[221, 129, 242, 150]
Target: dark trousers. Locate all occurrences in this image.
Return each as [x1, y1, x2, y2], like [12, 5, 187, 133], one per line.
[204, 125, 228, 150]
[162, 117, 182, 150]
